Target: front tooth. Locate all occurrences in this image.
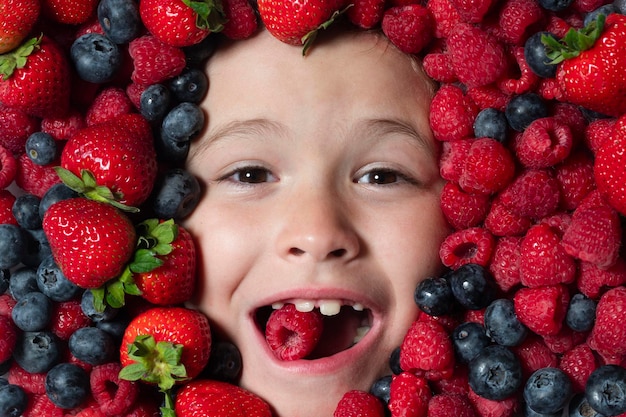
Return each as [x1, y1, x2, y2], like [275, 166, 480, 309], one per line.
[271, 302, 284, 310]
[353, 326, 371, 344]
[294, 300, 315, 312]
[352, 303, 364, 311]
[319, 299, 341, 316]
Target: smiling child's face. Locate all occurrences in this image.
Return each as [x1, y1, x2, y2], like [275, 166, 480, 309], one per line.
[184, 28, 449, 417]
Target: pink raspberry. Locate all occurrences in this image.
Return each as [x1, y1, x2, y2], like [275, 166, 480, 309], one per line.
[400, 320, 455, 380]
[381, 4, 435, 54]
[484, 196, 532, 237]
[458, 138, 516, 195]
[488, 236, 522, 293]
[41, 108, 86, 141]
[490, 0, 545, 45]
[555, 151, 596, 211]
[552, 102, 587, 146]
[430, 84, 479, 142]
[448, 0, 494, 22]
[426, 0, 463, 38]
[440, 181, 490, 230]
[7, 362, 46, 395]
[427, 393, 475, 417]
[423, 52, 457, 83]
[513, 284, 569, 336]
[0, 145, 17, 191]
[439, 227, 495, 269]
[265, 303, 324, 361]
[577, 259, 626, 300]
[559, 343, 597, 393]
[15, 153, 62, 198]
[497, 46, 539, 96]
[439, 139, 471, 183]
[389, 372, 432, 417]
[85, 87, 134, 126]
[467, 387, 520, 417]
[128, 35, 186, 86]
[511, 336, 558, 380]
[588, 286, 626, 362]
[49, 300, 91, 340]
[498, 169, 560, 219]
[514, 117, 573, 169]
[0, 106, 39, 154]
[466, 85, 510, 111]
[91, 362, 139, 416]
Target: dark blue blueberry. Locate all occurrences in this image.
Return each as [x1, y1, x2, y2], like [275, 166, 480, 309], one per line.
[161, 102, 205, 143]
[0, 269, 9, 294]
[615, 0, 626, 15]
[536, 0, 574, 11]
[169, 68, 209, 104]
[97, 0, 141, 44]
[96, 313, 130, 341]
[183, 34, 219, 67]
[447, 264, 496, 310]
[36, 255, 81, 302]
[21, 228, 52, 268]
[452, 321, 491, 364]
[484, 298, 528, 347]
[140, 84, 172, 122]
[25, 132, 57, 166]
[413, 276, 455, 316]
[151, 168, 201, 220]
[11, 291, 53, 332]
[70, 33, 121, 84]
[370, 375, 393, 405]
[81, 289, 119, 322]
[389, 347, 403, 375]
[39, 184, 79, 219]
[0, 362, 9, 376]
[0, 384, 28, 417]
[468, 344, 522, 401]
[585, 365, 626, 417]
[12, 194, 42, 230]
[45, 363, 90, 409]
[13, 331, 61, 373]
[584, 5, 615, 27]
[568, 394, 604, 417]
[505, 93, 549, 132]
[0, 378, 7, 389]
[524, 367, 572, 414]
[69, 327, 117, 365]
[565, 293, 596, 332]
[0, 224, 25, 270]
[524, 32, 558, 78]
[203, 341, 243, 383]
[523, 401, 561, 417]
[156, 130, 191, 166]
[9, 267, 40, 301]
[473, 108, 509, 143]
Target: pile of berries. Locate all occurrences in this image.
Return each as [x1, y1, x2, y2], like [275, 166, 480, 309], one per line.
[0, 0, 624, 416]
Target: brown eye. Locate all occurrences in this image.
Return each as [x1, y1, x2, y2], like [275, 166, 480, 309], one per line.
[357, 170, 399, 185]
[233, 167, 273, 183]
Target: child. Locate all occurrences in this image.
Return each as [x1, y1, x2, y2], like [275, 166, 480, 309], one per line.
[183, 27, 450, 416]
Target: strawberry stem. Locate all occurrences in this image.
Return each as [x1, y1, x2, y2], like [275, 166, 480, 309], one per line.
[181, 0, 226, 32]
[542, 14, 606, 64]
[301, 5, 352, 56]
[0, 36, 41, 79]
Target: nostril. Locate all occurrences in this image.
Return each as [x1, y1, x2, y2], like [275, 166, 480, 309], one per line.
[289, 248, 305, 256]
[330, 249, 347, 258]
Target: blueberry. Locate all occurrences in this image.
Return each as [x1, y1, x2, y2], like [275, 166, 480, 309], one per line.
[13, 331, 61, 373]
[21, 228, 52, 268]
[523, 401, 561, 417]
[615, 0, 626, 15]
[568, 393, 604, 417]
[11, 291, 53, 332]
[452, 321, 491, 364]
[585, 365, 626, 416]
[203, 341, 243, 383]
[468, 344, 522, 401]
[183, 34, 219, 67]
[45, 363, 90, 409]
[12, 194, 42, 230]
[97, 0, 141, 44]
[0, 384, 28, 417]
[584, 5, 615, 27]
[505, 93, 549, 132]
[151, 168, 201, 220]
[370, 375, 392, 405]
[0, 269, 9, 294]
[71, 33, 121, 84]
[25, 132, 57, 166]
[140, 84, 172, 122]
[156, 130, 191, 165]
[81, 289, 119, 322]
[0, 224, 25, 270]
[524, 32, 558, 78]
[9, 267, 40, 301]
[389, 346, 403, 375]
[168, 68, 209, 104]
[565, 293, 596, 332]
[414, 276, 455, 316]
[536, 0, 574, 11]
[474, 108, 509, 143]
[96, 313, 130, 341]
[524, 367, 572, 414]
[36, 255, 81, 302]
[447, 264, 496, 310]
[69, 327, 117, 365]
[484, 298, 528, 347]
[161, 102, 205, 143]
[39, 184, 79, 219]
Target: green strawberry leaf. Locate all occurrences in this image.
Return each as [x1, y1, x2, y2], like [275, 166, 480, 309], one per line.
[105, 280, 126, 308]
[543, 14, 606, 64]
[90, 287, 107, 313]
[182, 0, 226, 32]
[0, 36, 41, 79]
[129, 248, 164, 273]
[302, 5, 352, 56]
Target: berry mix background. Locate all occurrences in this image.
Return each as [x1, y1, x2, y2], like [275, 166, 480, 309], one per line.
[0, 0, 626, 416]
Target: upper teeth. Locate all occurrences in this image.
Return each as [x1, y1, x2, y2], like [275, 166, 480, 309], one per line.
[272, 299, 364, 316]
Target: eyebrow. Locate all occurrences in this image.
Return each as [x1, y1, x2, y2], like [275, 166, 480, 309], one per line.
[358, 118, 436, 158]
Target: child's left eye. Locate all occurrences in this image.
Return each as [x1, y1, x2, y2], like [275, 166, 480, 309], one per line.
[356, 169, 415, 186]
[221, 166, 277, 184]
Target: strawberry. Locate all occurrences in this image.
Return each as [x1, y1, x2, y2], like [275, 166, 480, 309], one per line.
[42, 197, 137, 289]
[139, 0, 226, 47]
[594, 114, 626, 216]
[0, 36, 71, 118]
[40, 0, 98, 25]
[544, 14, 626, 117]
[334, 390, 386, 417]
[60, 113, 158, 208]
[399, 320, 455, 381]
[221, 0, 259, 40]
[265, 303, 324, 360]
[174, 380, 273, 417]
[0, 0, 40, 54]
[119, 306, 212, 416]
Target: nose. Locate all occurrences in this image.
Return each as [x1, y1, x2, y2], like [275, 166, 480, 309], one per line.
[275, 186, 361, 263]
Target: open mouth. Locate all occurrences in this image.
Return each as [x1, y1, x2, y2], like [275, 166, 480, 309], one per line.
[255, 300, 373, 360]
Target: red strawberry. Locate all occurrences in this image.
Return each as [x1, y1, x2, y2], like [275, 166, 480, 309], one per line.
[221, 0, 259, 40]
[513, 284, 569, 336]
[0, 36, 71, 118]
[60, 113, 158, 208]
[175, 379, 273, 417]
[265, 303, 324, 360]
[594, 114, 626, 216]
[388, 372, 432, 417]
[40, 0, 98, 25]
[139, 0, 226, 47]
[545, 14, 626, 117]
[334, 390, 386, 417]
[399, 320, 455, 381]
[42, 197, 137, 289]
[0, 0, 40, 54]
[0, 314, 16, 364]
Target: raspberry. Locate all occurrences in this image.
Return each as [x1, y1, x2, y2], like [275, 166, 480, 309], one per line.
[40, 108, 86, 141]
[430, 84, 479, 142]
[513, 284, 569, 336]
[467, 387, 520, 417]
[21, 394, 65, 417]
[490, 0, 545, 45]
[519, 223, 576, 287]
[15, 153, 62, 198]
[498, 169, 560, 219]
[514, 117, 573, 168]
[497, 46, 539, 96]
[446, 23, 507, 88]
[511, 335, 558, 380]
[440, 182, 490, 230]
[265, 303, 324, 361]
[90, 362, 140, 416]
[466, 85, 510, 111]
[459, 138, 516, 195]
[488, 236, 522, 293]
[125, 82, 146, 109]
[427, 393, 475, 417]
[423, 52, 457, 83]
[484, 196, 532, 237]
[439, 227, 495, 269]
[544, 14, 575, 38]
[128, 35, 186, 86]
[426, 0, 463, 38]
[0, 314, 16, 364]
[559, 343, 597, 393]
[399, 320, 455, 380]
[594, 118, 626, 216]
[7, 362, 47, 395]
[577, 259, 626, 300]
[541, 326, 587, 354]
[584, 118, 616, 154]
[439, 139, 471, 183]
[381, 5, 435, 55]
[429, 367, 470, 396]
[555, 151, 595, 211]
[221, 0, 259, 39]
[49, 300, 91, 340]
[0, 293, 16, 317]
[448, 0, 494, 22]
[0, 189, 17, 225]
[346, 0, 385, 29]
[389, 372, 432, 417]
[571, 0, 609, 12]
[0, 144, 17, 190]
[333, 390, 386, 417]
[0, 106, 39, 154]
[551, 102, 587, 146]
[85, 87, 134, 126]
[588, 286, 626, 361]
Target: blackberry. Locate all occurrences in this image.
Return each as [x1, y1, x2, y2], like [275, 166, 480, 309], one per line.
[452, 321, 491, 363]
[468, 344, 522, 401]
[523, 367, 572, 414]
[484, 298, 528, 347]
[447, 264, 496, 310]
[413, 276, 455, 316]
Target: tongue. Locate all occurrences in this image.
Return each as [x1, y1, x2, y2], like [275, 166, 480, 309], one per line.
[265, 304, 324, 361]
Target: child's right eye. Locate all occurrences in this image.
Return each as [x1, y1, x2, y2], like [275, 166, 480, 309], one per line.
[221, 166, 277, 184]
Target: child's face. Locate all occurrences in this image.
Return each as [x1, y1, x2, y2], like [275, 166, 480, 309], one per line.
[184, 29, 449, 416]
